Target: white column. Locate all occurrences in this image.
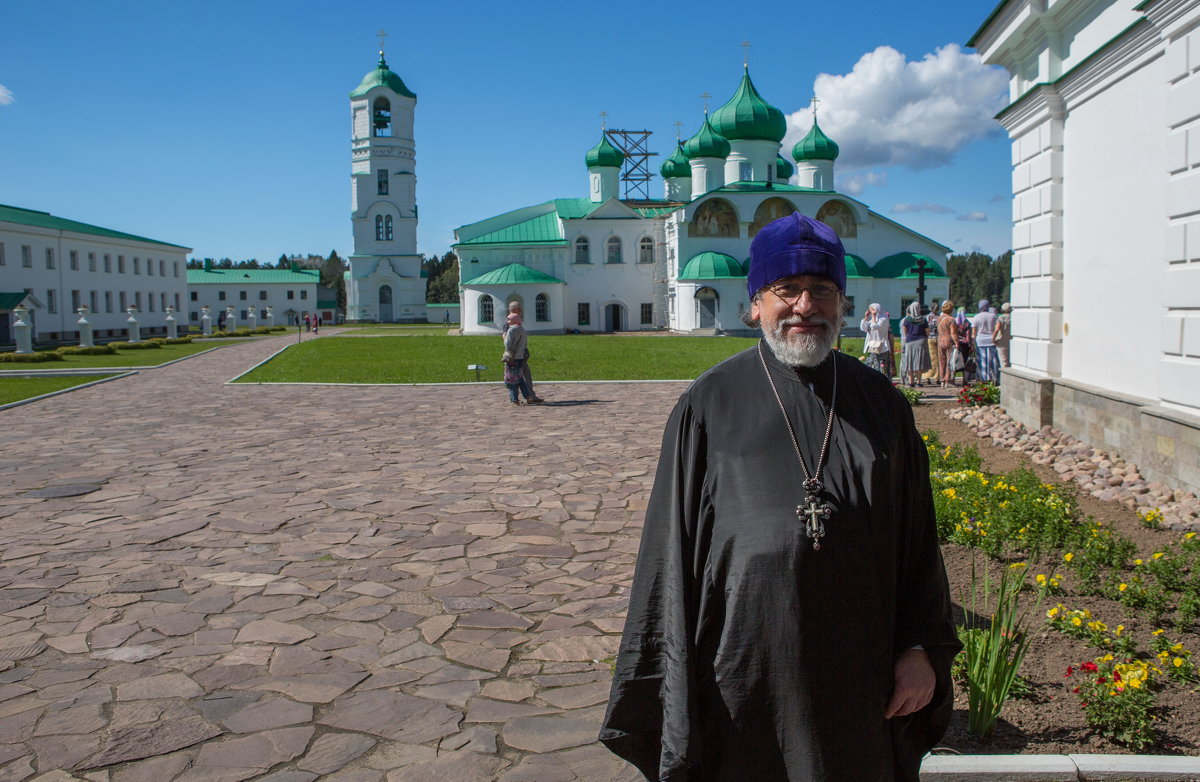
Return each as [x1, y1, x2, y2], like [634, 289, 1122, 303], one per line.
[225, 306, 237, 333]
[12, 307, 32, 354]
[126, 307, 141, 343]
[165, 306, 178, 340]
[265, 306, 274, 327]
[201, 305, 212, 335]
[77, 306, 94, 347]
[246, 307, 257, 331]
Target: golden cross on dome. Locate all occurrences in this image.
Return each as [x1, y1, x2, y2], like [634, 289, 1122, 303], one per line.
[376, 29, 388, 55]
[740, 40, 751, 67]
[700, 92, 712, 113]
[810, 95, 821, 118]
[673, 121, 683, 140]
[599, 111, 608, 130]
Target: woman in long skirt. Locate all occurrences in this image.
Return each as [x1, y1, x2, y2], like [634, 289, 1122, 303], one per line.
[900, 302, 931, 387]
[859, 303, 891, 376]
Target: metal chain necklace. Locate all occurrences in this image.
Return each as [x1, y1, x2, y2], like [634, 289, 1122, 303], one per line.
[757, 341, 838, 550]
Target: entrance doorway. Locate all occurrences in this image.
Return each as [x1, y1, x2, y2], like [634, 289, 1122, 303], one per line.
[378, 285, 393, 323]
[604, 303, 623, 332]
[696, 287, 718, 328]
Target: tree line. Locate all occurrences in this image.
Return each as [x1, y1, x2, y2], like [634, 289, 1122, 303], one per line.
[947, 250, 1012, 310]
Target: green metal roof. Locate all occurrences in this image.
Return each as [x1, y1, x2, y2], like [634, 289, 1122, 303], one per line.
[349, 54, 416, 98]
[660, 142, 691, 179]
[844, 253, 872, 279]
[462, 263, 565, 286]
[678, 251, 745, 280]
[0, 292, 33, 310]
[187, 268, 322, 284]
[0, 204, 190, 249]
[775, 155, 795, 181]
[710, 68, 787, 143]
[585, 132, 625, 168]
[553, 198, 599, 219]
[683, 115, 731, 159]
[456, 211, 566, 246]
[711, 182, 828, 194]
[871, 252, 947, 279]
[633, 204, 682, 217]
[793, 119, 839, 162]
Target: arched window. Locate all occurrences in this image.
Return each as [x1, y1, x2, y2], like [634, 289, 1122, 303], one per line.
[575, 237, 590, 264]
[535, 293, 550, 322]
[638, 237, 654, 264]
[375, 215, 384, 240]
[478, 295, 494, 324]
[606, 236, 623, 264]
[384, 215, 394, 240]
[372, 97, 392, 137]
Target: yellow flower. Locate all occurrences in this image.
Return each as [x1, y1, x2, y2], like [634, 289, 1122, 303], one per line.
[1071, 616, 1083, 627]
[1063, 553, 1074, 562]
[1010, 562, 1026, 569]
[1186, 532, 1197, 540]
[1118, 583, 1128, 592]
[1036, 574, 1048, 585]
[1175, 657, 1185, 668]
[1047, 606, 1060, 618]
[1153, 628, 1165, 636]
[1134, 559, 1143, 566]
[1153, 552, 1165, 560]
[1115, 625, 1124, 636]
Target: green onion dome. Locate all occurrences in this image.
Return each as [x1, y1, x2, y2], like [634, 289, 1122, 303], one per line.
[678, 251, 746, 280]
[349, 54, 416, 99]
[710, 69, 787, 142]
[683, 115, 731, 160]
[660, 142, 692, 179]
[585, 132, 625, 169]
[792, 118, 840, 162]
[775, 155, 794, 181]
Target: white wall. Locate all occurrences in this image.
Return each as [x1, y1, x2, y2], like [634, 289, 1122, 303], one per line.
[188, 281, 319, 327]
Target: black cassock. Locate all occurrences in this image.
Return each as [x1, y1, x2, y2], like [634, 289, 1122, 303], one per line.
[600, 343, 960, 782]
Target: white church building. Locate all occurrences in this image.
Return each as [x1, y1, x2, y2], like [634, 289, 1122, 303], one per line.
[343, 49, 427, 323]
[972, 0, 1200, 494]
[454, 68, 951, 336]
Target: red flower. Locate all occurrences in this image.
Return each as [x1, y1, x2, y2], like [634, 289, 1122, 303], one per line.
[1113, 670, 1121, 681]
[1082, 662, 1098, 672]
[1064, 666, 1074, 677]
[1097, 676, 1107, 684]
[1072, 687, 1081, 693]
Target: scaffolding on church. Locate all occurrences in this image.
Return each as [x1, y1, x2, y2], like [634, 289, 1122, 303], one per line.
[605, 130, 657, 200]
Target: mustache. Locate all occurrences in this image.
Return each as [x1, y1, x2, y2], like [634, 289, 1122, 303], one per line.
[777, 315, 834, 331]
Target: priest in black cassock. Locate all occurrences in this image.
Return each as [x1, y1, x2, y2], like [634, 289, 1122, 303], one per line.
[599, 213, 960, 782]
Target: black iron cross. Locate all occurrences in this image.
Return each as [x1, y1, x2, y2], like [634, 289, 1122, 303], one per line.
[910, 256, 929, 310]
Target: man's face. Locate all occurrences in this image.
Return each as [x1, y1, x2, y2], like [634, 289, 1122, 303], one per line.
[750, 274, 842, 367]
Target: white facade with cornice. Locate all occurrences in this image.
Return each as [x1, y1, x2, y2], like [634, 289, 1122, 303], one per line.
[972, 0, 1200, 493]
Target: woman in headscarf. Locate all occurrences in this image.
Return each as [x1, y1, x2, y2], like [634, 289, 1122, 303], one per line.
[955, 306, 975, 384]
[900, 301, 931, 387]
[859, 303, 890, 376]
[936, 300, 958, 388]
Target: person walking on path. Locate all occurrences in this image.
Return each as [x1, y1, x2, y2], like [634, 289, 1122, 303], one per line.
[600, 212, 959, 781]
[937, 300, 958, 388]
[859, 302, 890, 377]
[994, 302, 1012, 369]
[504, 303, 544, 404]
[901, 301, 932, 387]
[972, 299, 999, 383]
[502, 313, 539, 405]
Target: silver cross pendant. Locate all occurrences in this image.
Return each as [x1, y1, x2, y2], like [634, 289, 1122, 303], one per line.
[796, 494, 832, 551]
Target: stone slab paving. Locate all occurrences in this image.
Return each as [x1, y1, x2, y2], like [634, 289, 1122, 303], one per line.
[0, 332, 660, 781]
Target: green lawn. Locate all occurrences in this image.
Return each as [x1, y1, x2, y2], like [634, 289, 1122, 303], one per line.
[235, 334, 762, 383]
[0, 375, 116, 406]
[336, 323, 454, 336]
[9, 341, 241, 369]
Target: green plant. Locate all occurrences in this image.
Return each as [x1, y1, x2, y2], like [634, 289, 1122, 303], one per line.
[162, 336, 193, 345]
[1151, 630, 1196, 684]
[56, 345, 117, 355]
[1066, 656, 1158, 751]
[107, 340, 163, 350]
[896, 384, 923, 406]
[924, 430, 983, 472]
[958, 561, 1041, 740]
[1139, 507, 1164, 529]
[0, 351, 65, 363]
[959, 381, 1000, 406]
[1046, 604, 1137, 655]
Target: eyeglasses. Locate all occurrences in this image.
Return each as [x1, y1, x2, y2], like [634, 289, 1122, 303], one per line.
[764, 281, 840, 304]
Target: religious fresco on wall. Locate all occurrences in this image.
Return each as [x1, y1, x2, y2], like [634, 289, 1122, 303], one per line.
[816, 200, 857, 238]
[688, 198, 739, 238]
[749, 197, 798, 237]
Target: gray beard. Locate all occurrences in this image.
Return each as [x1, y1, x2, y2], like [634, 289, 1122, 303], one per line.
[763, 316, 837, 367]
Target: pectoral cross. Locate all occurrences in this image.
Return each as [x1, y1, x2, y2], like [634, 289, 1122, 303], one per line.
[797, 494, 831, 551]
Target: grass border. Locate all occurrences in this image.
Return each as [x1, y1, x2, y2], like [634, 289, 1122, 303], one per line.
[0, 371, 137, 411]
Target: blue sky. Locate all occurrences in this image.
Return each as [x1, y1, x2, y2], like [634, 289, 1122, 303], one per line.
[0, 0, 1011, 264]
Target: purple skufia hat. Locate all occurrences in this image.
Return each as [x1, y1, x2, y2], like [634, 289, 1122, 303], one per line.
[747, 212, 846, 298]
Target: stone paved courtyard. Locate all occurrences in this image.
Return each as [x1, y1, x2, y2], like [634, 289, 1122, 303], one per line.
[0, 333, 679, 781]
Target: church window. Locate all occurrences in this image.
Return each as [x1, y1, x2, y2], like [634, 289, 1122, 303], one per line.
[574, 237, 590, 264]
[134, 257, 140, 275]
[148, 293, 155, 312]
[641, 303, 653, 324]
[69, 251, 78, 271]
[46, 248, 55, 269]
[119, 292, 127, 310]
[160, 260, 166, 276]
[287, 290, 294, 299]
[88, 253, 96, 271]
[174, 294, 180, 310]
[173, 261, 179, 277]
[191, 291, 198, 301]
[71, 290, 80, 312]
[89, 291, 97, 312]
[218, 291, 226, 301]
[105, 291, 112, 312]
[372, 97, 392, 137]
[239, 291, 247, 301]
[104, 254, 111, 273]
[535, 293, 549, 322]
[375, 215, 384, 240]
[739, 161, 752, 181]
[147, 258, 154, 276]
[118, 256, 125, 273]
[300, 290, 308, 300]
[577, 302, 590, 325]
[478, 295, 494, 324]
[606, 237, 622, 264]
[47, 289, 57, 314]
[385, 215, 394, 240]
[21, 245, 32, 267]
[259, 290, 268, 301]
[378, 169, 389, 195]
[135, 292, 142, 311]
[638, 237, 654, 264]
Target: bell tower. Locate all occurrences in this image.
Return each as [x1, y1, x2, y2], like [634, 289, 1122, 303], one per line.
[346, 31, 424, 323]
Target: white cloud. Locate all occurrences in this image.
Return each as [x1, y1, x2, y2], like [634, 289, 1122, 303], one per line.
[892, 202, 956, 215]
[837, 169, 888, 195]
[0, 85, 12, 106]
[956, 211, 988, 222]
[783, 44, 1008, 170]
[989, 193, 1009, 203]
